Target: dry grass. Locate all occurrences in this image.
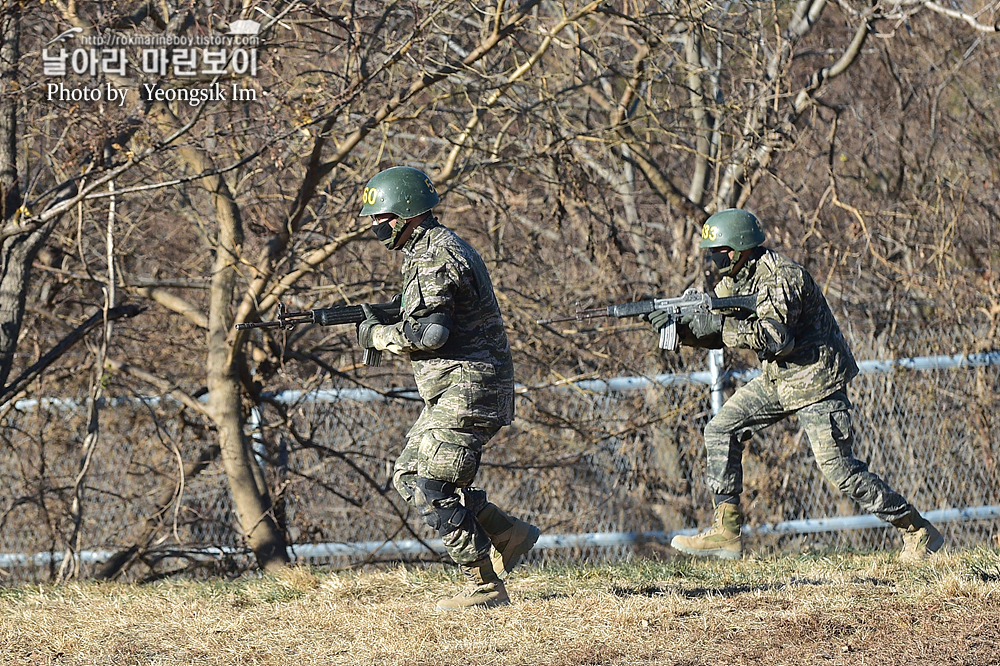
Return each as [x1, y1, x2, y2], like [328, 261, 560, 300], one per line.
[2, 549, 999, 666]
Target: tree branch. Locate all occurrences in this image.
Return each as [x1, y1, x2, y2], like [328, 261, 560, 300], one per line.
[103, 357, 212, 419]
[129, 286, 208, 329]
[435, 0, 605, 184]
[0, 304, 145, 403]
[923, 1, 999, 32]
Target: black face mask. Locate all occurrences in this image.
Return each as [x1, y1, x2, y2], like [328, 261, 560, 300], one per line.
[372, 220, 394, 243]
[710, 250, 731, 271]
[372, 218, 404, 250]
[710, 250, 742, 276]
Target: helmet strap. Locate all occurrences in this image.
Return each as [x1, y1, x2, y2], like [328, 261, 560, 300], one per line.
[371, 216, 410, 250]
[386, 222, 408, 250]
[381, 214, 432, 251]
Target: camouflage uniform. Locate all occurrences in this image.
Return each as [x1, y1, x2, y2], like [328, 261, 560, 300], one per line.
[370, 216, 516, 565]
[704, 247, 911, 523]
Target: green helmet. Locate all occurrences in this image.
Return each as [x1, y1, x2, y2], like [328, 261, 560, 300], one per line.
[699, 208, 765, 251]
[359, 166, 440, 218]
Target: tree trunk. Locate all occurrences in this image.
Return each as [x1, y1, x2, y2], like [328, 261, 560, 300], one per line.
[0, 2, 18, 222]
[0, 3, 60, 391]
[148, 102, 289, 571]
[204, 156, 289, 572]
[0, 222, 58, 389]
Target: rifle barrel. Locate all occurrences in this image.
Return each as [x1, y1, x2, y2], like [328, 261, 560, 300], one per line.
[235, 312, 313, 330]
[536, 309, 608, 325]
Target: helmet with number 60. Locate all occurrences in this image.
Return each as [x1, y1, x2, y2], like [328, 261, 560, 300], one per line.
[359, 166, 440, 219]
[699, 208, 765, 251]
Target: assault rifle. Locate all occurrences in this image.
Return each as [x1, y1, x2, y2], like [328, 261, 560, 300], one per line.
[235, 298, 402, 366]
[536, 289, 757, 351]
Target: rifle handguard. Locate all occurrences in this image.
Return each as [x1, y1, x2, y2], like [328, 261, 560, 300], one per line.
[312, 301, 401, 326]
[535, 291, 758, 329]
[236, 296, 403, 332]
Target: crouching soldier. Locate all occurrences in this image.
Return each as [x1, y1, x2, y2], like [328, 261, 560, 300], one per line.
[357, 166, 540, 610]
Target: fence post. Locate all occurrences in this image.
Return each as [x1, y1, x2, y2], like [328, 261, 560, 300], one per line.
[248, 406, 267, 468]
[709, 348, 725, 415]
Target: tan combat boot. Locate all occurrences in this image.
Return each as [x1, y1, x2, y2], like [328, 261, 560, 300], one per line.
[477, 503, 540, 579]
[436, 550, 510, 611]
[670, 502, 743, 560]
[894, 509, 944, 562]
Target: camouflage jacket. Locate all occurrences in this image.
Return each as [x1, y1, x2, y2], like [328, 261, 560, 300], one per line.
[371, 217, 515, 428]
[719, 247, 859, 410]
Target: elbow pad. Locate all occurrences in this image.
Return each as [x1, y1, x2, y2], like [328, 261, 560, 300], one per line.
[403, 312, 452, 350]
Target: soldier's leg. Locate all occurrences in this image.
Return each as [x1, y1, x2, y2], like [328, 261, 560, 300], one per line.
[449, 428, 506, 540]
[400, 470, 525, 570]
[392, 405, 438, 507]
[672, 377, 788, 559]
[797, 391, 910, 522]
[461, 486, 540, 579]
[391, 436, 421, 508]
[412, 427, 511, 610]
[797, 391, 943, 559]
[411, 428, 493, 566]
[703, 376, 789, 501]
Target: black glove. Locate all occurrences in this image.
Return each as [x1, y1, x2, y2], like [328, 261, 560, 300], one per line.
[356, 304, 381, 348]
[646, 309, 673, 331]
[681, 312, 724, 338]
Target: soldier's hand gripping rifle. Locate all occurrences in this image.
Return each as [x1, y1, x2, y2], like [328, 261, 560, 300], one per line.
[235, 296, 402, 367]
[536, 288, 758, 351]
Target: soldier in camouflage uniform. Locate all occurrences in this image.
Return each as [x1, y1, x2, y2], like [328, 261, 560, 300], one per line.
[357, 166, 540, 610]
[650, 209, 943, 562]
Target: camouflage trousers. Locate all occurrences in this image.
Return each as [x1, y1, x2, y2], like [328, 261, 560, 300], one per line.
[703, 376, 911, 523]
[392, 406, 501, 566]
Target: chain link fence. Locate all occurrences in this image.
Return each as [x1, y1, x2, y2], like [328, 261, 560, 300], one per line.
[2, 350, 998, 582]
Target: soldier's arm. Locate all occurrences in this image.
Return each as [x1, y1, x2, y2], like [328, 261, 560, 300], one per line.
[721, 268, 799, 358]
[372, 250, 458, 354]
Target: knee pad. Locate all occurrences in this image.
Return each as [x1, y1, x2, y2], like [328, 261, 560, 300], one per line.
[415, 477, 456, 503]
[414, 477, 473, 537]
